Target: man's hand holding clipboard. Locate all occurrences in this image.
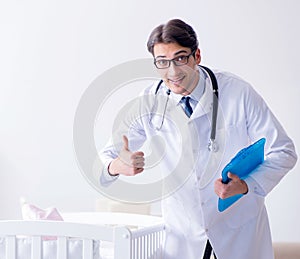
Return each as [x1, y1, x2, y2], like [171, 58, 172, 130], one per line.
[216, 138, 266, 212]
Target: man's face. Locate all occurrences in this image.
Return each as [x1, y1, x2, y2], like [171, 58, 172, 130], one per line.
[153, 42, 201, 96]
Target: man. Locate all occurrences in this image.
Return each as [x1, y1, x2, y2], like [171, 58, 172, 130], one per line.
[100, 19, 297, 258]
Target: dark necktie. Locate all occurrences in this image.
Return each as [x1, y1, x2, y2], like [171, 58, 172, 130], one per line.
[181, 96, 193, 118]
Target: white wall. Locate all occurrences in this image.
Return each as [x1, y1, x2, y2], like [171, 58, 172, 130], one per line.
[0, 0, 299, 242]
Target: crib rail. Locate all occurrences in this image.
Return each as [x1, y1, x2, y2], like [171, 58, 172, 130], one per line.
[0, 220, 113, 241]
[114, 224, 165, 259]
[0, 220, 165, 259]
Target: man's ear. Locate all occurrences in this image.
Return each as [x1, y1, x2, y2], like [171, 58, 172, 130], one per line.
[195, 48, 201, 64]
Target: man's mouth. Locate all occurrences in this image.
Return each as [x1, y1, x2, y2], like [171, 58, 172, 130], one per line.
[168, 76, 185, 85]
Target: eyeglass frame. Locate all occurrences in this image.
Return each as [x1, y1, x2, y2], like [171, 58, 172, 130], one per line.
[153, 50, 196, 69]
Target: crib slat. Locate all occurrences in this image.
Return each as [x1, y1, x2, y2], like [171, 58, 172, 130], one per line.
[5, 236, 16, 259]
[143, 236, 146, 259]
[57, 237, 67, 259]
[31, 236, 42, 259]
[83, 239, 93, 259]
[130, 225, 165, 259]
[139, 237, 142, 259]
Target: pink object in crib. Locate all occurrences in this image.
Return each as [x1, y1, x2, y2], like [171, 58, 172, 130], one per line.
[21, 203, 64, 221]
[21, 200, 64, 240]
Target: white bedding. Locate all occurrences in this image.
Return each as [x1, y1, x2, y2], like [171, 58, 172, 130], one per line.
[99, 241, 114, 259]
[0, 237, 101, 259]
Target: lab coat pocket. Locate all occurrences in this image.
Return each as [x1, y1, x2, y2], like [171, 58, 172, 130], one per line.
[223, 194, 264, 229]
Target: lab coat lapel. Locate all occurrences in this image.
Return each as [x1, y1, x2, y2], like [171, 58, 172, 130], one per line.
[189, 77, 226, 188]
[189, 77, 213, 120]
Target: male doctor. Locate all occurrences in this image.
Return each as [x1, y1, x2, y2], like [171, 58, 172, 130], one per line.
[100, 19, 297, 259]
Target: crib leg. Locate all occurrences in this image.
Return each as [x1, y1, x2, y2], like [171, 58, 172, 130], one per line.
[114, 227, 131, 259]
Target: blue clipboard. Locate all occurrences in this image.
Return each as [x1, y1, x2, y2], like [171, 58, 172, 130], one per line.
[218, 138, 266, 212]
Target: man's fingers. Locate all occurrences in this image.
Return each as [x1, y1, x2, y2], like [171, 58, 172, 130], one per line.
[122, 135, 129, 151]
[133, 167, 144, 174]
[132, 152, 145, 163]
[132, 152, 145, 168]
[133, 151, 145, 161]
[134, 151, 144, 157]
[215, 173, 248, 199]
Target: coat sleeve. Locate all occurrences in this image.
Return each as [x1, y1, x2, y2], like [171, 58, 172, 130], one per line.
[99, 88, 153, 186]
[243, 84, 297, 197]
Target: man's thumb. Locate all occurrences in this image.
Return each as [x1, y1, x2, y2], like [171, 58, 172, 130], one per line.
[122, 135, 129, 151]
[228, 172, 239, 181]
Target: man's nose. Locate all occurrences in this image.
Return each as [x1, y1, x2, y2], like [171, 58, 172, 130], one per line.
[166, 61, 181, 77]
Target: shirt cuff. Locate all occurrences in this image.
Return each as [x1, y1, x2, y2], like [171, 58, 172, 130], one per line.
[100, 160, 119, 186]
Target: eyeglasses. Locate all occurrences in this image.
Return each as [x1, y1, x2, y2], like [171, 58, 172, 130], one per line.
[154, 51, 195, 69]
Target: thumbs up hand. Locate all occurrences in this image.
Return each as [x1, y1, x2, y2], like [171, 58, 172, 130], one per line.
[108, 136, 145, 176]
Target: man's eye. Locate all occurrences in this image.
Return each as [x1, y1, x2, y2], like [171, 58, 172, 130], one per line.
[175, 56, 187, 62]
[157, 60, 169, 66]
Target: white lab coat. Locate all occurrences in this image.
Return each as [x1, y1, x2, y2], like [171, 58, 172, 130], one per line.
[100, 68, 297, 259]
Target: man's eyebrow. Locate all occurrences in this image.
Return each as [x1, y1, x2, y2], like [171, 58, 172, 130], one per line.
[155, 55, 166, 59]
[155, 50, 189, 60]
[174, 50, 189, 56]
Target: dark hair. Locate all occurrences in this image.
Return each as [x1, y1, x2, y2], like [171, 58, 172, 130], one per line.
[147, 19, 199, 56]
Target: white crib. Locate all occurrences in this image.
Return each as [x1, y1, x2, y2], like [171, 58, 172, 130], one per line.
[0, 213, 165, 259]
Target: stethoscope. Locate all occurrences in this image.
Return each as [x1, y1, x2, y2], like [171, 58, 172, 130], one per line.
[149, 65, 219, 152]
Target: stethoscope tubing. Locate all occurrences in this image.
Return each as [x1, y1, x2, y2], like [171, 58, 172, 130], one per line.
[150, 65, 219, 151]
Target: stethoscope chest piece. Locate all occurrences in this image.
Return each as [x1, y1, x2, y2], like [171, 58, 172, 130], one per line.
[208, 139, 218, 152]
